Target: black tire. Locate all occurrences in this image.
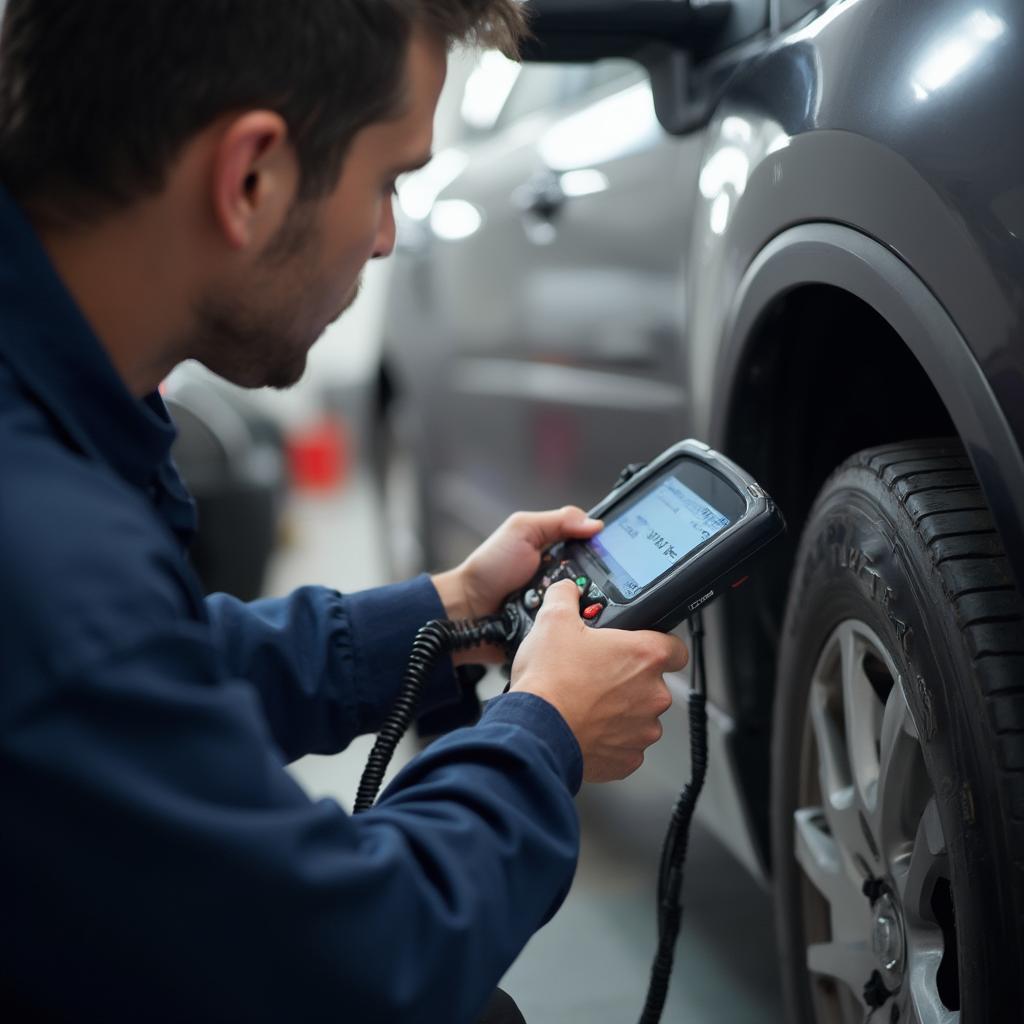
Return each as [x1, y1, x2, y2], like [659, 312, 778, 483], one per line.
[772, 440, 1024, 1023]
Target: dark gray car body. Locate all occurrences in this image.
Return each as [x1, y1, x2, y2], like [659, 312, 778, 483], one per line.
[380, 0, 1024, 877]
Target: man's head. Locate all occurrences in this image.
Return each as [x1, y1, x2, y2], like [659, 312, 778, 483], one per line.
[0, 0, 526, 391]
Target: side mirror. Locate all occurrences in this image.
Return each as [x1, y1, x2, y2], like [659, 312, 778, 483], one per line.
[521, 0, 733, 134]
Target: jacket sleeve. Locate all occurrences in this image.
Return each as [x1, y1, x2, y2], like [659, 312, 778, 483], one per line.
[3, 621, 582, 1024]
[204, 574, 462, 760]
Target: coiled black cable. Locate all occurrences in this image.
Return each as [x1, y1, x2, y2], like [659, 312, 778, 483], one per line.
[638, 612, 708, 1024]
[354, 603, 711, 1024]
[353, 613, 514, 813]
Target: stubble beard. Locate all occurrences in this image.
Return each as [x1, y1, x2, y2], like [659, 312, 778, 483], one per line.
[191, 200, 342, 391]
[192, 299, 312, 390]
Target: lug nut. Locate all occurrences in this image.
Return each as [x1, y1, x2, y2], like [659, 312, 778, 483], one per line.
[862, 877, 887, 904]
[863, 969, 893, 1009]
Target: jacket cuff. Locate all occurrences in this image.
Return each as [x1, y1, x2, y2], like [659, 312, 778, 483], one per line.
[480, 692, 584, 795]
[344, 575, 460, 721]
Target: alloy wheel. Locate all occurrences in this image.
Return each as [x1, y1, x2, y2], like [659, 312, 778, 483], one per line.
[794, 619, 960, 1023]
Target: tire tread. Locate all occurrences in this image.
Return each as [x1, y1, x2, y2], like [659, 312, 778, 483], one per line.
[853, 439, 1024, 900]
[774, 437, 1024, 1017]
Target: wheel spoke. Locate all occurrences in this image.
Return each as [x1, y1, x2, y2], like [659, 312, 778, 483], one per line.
[794, 807, 866, 942]
[806, 938, 875, 1005]
[893, 797, 947, 923]
[794, 807, 844, 905]
[838, 623, 883, 814]
[875, 677, 922, 851]
[826, 785, 880, 875]
[807, 635, 881, 871]
[809, 677, 849, 800]
[879, 673, 918, 751]
[904, 950, 960, 1024]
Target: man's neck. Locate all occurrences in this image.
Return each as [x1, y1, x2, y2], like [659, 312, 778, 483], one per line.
[34, 202, 197, 399]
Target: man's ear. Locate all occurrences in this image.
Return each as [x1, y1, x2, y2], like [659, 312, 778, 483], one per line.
[210, 111, 298, 250]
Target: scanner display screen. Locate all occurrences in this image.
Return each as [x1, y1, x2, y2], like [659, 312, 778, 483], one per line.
[586, 474, 732, 599]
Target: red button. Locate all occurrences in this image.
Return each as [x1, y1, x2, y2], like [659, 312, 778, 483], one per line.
[583, 603, 604, 620]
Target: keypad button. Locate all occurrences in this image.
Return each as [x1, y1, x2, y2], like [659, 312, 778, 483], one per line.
[586, 583, 605, 601]
[524, 589, 542, 610]
[583, 603, 604, 621]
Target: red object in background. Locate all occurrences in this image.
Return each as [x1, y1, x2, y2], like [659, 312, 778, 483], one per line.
[286, 416, 350, 491]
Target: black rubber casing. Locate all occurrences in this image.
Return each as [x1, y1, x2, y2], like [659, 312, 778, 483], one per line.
[502, 440, 785, 647]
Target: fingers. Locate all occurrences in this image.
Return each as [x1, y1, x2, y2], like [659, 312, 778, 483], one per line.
[515, 605, 681, 785]
[651, 679, 673, 718]
[534, 578, 583, 620]
[510, 505, 603, 550]
[632, 630, 689, 674]
[663, 634, 690, 673]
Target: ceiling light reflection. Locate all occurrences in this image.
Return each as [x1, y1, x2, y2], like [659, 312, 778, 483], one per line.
[461, 51, 522, 131]
[789, 0, 864, 42]
[397, 149, 468, 221]
[722, 116, 752, 143]
[559, 169, 610, 198]
[710, 193, 731, 236]
[538, 83, 660, 171]
[430, 200, 483, 241]
[911, 9, 1006, 100]
[698, 146, 750, 200]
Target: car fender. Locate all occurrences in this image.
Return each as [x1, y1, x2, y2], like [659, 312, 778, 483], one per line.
[710, 220, 1024, 588]
[686, 0, 1024, 584]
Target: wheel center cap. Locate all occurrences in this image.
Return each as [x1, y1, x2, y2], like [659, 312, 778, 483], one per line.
[871, 893, 905, 981]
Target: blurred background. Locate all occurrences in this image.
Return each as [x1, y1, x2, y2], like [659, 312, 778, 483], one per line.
[167, 47, 784, 1023]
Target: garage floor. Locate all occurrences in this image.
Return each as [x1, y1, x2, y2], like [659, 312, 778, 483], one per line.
[266, 478, 785, 1024]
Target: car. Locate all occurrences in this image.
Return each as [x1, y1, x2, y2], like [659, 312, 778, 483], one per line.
[375, 1, 1024, 1020]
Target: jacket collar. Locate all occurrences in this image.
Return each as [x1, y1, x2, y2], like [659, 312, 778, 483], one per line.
[0, 187, 197, 548]
[0, 183, 177, 488]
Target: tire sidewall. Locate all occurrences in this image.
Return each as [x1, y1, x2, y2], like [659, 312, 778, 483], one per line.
[772, 463, 1014, 1021]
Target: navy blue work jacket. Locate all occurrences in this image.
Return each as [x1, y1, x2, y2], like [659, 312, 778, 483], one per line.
[0, 185, 582, 1023]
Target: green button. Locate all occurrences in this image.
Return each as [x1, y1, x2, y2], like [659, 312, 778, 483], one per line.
[575, 576, 587, 587]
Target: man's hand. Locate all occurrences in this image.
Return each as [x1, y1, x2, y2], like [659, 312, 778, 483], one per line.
[510, 580, 688, 783]
[432, 503, 602, 630]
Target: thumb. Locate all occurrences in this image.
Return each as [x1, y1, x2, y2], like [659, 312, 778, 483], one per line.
[522, 506, 603, 550]
[535, 578, 583, 621]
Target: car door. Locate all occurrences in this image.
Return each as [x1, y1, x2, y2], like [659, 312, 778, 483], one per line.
[425, 59, 702, 558]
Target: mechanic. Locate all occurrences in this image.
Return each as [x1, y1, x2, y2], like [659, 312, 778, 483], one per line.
[0, 2, 687, 1021]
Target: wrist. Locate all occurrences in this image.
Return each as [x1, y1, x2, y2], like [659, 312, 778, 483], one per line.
[431, 568, 473, 621]
[510, 676, 576, 736]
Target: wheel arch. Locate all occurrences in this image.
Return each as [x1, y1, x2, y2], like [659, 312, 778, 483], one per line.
[707, 223, 1024, 870]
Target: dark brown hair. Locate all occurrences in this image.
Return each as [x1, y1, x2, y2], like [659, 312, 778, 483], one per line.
[0, 0, 527, 222]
